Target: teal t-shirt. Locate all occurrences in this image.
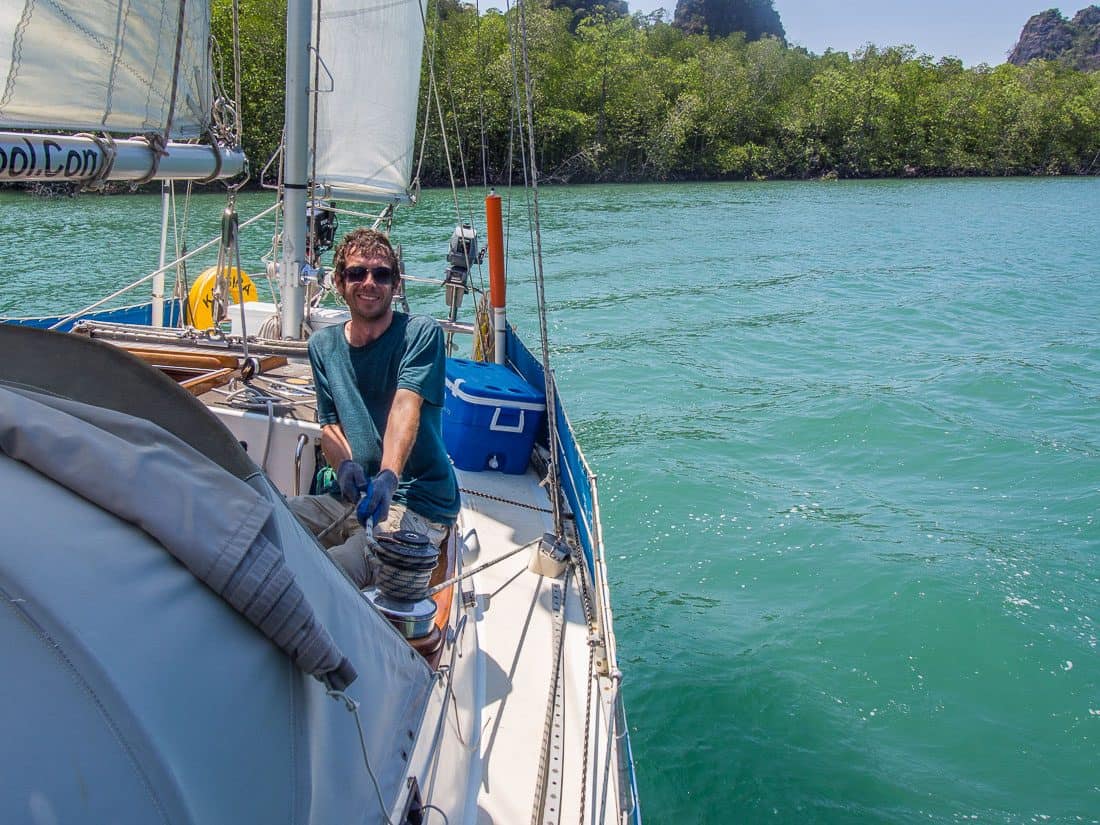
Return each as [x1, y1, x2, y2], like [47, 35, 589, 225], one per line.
[308, 313, 460, 524]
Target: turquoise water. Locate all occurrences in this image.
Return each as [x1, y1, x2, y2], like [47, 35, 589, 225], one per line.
[2, 178, 1098, 823]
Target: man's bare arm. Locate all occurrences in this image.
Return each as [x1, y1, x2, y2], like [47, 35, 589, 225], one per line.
[380, 388, 423, 477]
[320, 422, 354, 468]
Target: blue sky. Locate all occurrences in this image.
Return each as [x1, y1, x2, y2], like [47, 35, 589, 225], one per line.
[625, 0, 1058, 66]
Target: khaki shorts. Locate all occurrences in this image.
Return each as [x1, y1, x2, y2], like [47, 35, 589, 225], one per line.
[288, 494, 449, 589]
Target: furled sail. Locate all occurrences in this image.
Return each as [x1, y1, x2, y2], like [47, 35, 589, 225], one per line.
[312, 0, 426, 203]
[0, 0, 212, 138]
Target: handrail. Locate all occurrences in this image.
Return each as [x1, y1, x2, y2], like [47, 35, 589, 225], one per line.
[294, 433, 309, 496]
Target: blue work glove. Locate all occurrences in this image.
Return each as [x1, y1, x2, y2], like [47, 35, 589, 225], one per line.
[336, 459, 367, 503]
[356, 469, 398, 527]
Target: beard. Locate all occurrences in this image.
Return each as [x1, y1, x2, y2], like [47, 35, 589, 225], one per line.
[342, 283, 393, 324]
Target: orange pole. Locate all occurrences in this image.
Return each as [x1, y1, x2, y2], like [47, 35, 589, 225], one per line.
[486, 192, 506, 309]
[485, 191, 507, 364]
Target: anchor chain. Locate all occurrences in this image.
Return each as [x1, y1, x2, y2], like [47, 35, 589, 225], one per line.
[459, 487, 574, 518]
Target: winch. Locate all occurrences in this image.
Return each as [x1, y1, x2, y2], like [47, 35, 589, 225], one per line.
[364, 530, 440, 641]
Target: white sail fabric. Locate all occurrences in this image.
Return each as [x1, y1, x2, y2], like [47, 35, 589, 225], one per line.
[0, 0, 212, 137]
[312, 0, 426, 203]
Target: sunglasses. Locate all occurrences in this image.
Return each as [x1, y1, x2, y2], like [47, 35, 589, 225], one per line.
[342, 265, 396, 285]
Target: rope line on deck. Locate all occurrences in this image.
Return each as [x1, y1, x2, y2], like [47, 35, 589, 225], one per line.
[579, 632, 595, 825]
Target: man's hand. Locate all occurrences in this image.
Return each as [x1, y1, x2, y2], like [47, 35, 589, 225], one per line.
[336, 459, 367, 503]
[361, 469, 398, 525]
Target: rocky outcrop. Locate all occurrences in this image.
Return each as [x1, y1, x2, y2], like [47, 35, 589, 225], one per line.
[673, 0, 785, 42]
[1008, 6, 1100, 70]
[1070, 7, 1100, 69]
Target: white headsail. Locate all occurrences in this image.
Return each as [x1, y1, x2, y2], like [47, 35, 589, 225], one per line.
[0, 0, 212, 137]
[311, 0, 427, 203]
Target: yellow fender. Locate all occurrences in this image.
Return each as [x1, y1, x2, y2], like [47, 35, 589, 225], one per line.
[186, 266, 256, 330]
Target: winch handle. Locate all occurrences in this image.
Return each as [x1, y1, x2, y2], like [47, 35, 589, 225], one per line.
[355, 478, 378, 528]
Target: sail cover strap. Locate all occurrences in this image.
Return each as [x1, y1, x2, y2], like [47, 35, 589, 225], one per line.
[0, 384, 356, 690]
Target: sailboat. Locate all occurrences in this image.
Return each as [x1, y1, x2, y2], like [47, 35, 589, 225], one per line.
[0, 1, 640, 823]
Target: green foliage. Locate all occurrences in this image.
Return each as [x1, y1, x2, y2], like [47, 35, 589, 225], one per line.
[220, 2, 1100, 185]
[550, 0, 629, 33]
[211, 0, 286, 175]
[413, 8, 1099, 183]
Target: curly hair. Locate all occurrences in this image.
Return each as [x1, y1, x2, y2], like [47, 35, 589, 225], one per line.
[332, 228, 399, 280]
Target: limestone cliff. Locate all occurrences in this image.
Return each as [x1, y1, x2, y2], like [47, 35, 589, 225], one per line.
[1009, 6, 1100, 70]
[672, 0, 785, 42]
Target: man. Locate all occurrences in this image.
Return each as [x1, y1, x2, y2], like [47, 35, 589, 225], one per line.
[290, 228, 460, 588]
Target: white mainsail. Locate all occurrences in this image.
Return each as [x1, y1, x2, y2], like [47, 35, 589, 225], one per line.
[311, 0, 426, 203]
[0, 0, 212, 138]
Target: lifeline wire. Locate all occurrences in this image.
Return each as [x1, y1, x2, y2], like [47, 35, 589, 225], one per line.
[48, 203, 279, 331]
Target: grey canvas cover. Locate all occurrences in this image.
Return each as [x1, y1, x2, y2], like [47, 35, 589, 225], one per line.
[0, 383, 355, 689]
[0, 336, 434, 823]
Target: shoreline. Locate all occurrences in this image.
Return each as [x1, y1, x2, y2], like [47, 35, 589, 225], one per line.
[4, 167, 1097, 197]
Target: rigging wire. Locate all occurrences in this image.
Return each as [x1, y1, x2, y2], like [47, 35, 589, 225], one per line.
[310, 0, 323, 230]
[503, 0, 534, 317]
[412, 34, 435, 194]
[260, 130, 288, 319]
[515, 0, 565, 539]
[159, 0, 189, 155]
[475, 0, 488, 189]
[230, 0, 243, 141]
[416, 0, 489, 318]
[417, 0, 463, 222]
[438, 28, 476, 222]
[299, 0, 327, 334]
[176, 182, 194, 322]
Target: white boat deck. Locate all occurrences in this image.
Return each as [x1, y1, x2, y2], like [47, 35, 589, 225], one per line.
[457, 467, 621, 825]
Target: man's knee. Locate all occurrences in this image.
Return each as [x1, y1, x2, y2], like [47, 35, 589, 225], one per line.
[328, 532, 378, 589]
[375, 504, 447, 547]
[289, 494, 358, 547]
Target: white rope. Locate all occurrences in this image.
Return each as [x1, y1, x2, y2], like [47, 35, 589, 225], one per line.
[579, 631, 595, 824]
[326, 689, 397, 825]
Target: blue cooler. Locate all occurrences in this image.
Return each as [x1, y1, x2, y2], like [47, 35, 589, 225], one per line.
[444, 358, 546, 473]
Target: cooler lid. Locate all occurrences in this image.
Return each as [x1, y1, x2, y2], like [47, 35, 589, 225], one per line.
[445, 358, 545, 407]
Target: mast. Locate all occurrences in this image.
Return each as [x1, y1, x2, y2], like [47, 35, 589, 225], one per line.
[280, 0, 313, 340]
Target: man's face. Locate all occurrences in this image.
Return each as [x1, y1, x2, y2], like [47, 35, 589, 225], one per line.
[337, 252, 396, 325]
